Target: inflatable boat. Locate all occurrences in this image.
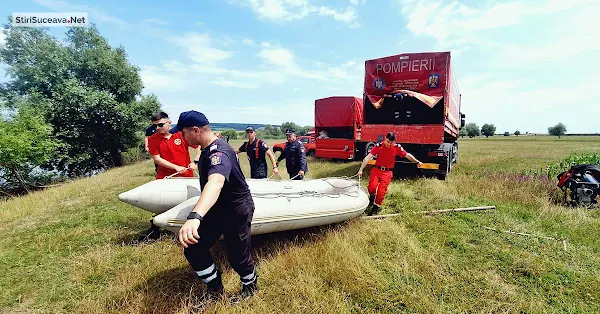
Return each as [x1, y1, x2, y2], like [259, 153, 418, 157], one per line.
[118, 177, 369, 234]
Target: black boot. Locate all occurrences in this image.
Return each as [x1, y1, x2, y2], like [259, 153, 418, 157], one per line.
[241, 280, 258, 298]
[136, 220, 162, 242]
[205, 272, 225, 299]
[230, 273, 258, 304]
[364, 195, 375, 215]
[368, 205, 380, 216]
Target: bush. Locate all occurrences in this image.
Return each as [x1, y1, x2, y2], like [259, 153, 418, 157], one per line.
[525, 153, 600, 179]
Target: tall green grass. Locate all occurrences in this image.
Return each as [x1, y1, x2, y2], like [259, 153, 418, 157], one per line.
[1, 136, 599, 313]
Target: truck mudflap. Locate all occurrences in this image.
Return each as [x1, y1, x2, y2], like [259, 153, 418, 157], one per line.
[418, 163, 440, 170]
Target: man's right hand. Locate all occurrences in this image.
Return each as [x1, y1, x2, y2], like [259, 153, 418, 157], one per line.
[178, 218, 201, 248]
[174, 165, 187, 173]
[144, 146, 150, 152]
[357, 169, 363, 177]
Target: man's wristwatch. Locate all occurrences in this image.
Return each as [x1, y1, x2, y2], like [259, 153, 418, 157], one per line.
[187, 212, 203, 221]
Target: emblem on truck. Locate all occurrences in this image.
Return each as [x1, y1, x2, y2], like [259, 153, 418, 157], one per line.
[373, 78, 385, 90]
[428, 74, 439, 88]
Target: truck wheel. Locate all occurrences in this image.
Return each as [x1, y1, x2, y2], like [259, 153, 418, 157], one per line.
[307, 150, 315, 157]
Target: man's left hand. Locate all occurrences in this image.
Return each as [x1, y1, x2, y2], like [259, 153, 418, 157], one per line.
[273, 167, 279, 174]
[299, 170, 305, 176]
[178, 219, 200, 248]
[188, 162, 198, 170]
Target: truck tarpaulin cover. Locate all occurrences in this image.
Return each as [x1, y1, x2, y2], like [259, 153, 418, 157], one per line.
[315, 97, 363, 127]
[364, 52, 449, 108]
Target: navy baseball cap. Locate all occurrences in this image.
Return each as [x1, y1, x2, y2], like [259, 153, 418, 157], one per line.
[246, 126, 255, 132]
[171, 110, 209, 133]
[285, 128, 295, 135]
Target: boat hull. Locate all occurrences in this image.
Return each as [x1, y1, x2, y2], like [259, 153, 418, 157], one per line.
[133, 177, 370, 234]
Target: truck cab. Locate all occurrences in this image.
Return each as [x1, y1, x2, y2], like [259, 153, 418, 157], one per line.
[273, 135, 316, 157]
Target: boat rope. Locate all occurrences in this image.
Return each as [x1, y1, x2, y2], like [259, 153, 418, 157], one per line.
[165, 167, 198, 179]
[252, 176, 363, 199]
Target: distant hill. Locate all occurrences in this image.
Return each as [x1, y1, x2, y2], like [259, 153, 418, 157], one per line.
[210, 123, 276, 131]
[170, 123, 278, 132]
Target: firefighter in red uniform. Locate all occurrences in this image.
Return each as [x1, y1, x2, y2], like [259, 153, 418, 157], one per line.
[357, 132, 423, 215]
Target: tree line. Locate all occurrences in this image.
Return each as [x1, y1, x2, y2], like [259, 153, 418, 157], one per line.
[459, 123, 567, 138]
[220, 122, 313, 140]
[0, 23, 161, 195]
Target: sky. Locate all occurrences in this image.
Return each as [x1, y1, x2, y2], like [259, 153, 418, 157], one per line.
[0, 0, 599, 133]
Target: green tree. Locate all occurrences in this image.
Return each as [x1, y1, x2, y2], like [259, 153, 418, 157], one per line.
[465, 123, 480, 138]
[221, 129, 238, 140]
[280, 122, 301, 134]
[257, 125, 283, 139]
[459, 128, 467, 138]
[481, 124, 496, 138]
[0, 102, 61, 194]
[514, 130, 521, 136]
[0, 23, 160, 177]
[548, 123, 567, 138]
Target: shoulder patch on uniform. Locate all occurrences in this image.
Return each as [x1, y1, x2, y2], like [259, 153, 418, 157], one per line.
[262, 141, 268, 149]
[375, 142, 382, 147]
[210, 152, 222, 166]
[209, 145, 217, 152]
[395, 143, 402, 147]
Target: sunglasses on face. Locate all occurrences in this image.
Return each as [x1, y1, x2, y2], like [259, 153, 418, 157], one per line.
[156, 122, 168, 127]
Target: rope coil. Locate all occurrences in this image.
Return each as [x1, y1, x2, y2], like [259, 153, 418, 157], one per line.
[251, 176, 362, 199]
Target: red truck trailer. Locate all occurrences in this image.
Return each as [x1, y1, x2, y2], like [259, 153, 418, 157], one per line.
[316, 51, 465, 180]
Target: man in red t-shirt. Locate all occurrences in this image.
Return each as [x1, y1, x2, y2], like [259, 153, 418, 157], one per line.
[357, 132, 423, 215]
[148, 112, 201, 180]
[138, 112, 201, 241]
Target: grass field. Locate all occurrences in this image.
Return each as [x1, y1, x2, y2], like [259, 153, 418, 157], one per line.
[1, 136, 599, 313]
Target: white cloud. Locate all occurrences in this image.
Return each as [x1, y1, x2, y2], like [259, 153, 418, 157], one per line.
[318, 6, 359, 27]
[33, 0, 127, 25]
[167, 32, 233, 64]
[140, 66, 189, 92]
[258, 47, 296, 68]
[242, 38, 255, 45]
[235, 0, 359, 26]
[349, 0, 359, 5]
[213, 78, 259, 89]
[397, 0, 599, 52]
[396, 0, 600, 133]
[142, 18, 168, 25]
[0, 30, 6, 46]
[459, 74, 600, 133]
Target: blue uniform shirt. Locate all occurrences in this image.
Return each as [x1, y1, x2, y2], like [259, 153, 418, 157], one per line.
[200, 138, 253, 211]
[145, 124, 157, 136]
[277, 140, 308, 174]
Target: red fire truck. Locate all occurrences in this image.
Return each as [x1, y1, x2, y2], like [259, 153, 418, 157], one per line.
[315, 51, 465, 180]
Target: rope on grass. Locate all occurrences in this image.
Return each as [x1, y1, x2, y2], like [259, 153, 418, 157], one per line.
[480, 225, 568, 251]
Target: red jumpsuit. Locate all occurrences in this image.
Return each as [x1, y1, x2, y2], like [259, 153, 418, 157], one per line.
[368, 143, 407, 206]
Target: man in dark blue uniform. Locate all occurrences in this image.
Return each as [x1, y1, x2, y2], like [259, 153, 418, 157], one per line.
[235, 126, 279, 179]
[173, 110, 258, 300]
[144, 113, 163, 172]
[276, 128, 308, 180]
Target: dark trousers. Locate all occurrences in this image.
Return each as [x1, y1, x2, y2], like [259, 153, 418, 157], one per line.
[184, 203, 255, 280]
[288, 170, 304, 180]
[250, 167, 267, 179]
